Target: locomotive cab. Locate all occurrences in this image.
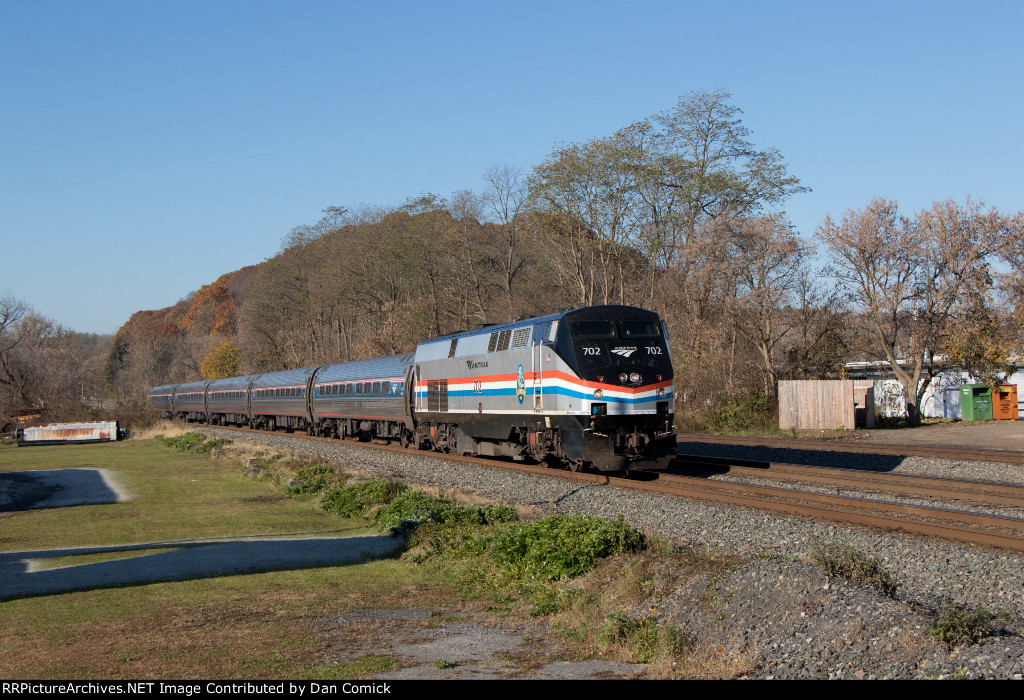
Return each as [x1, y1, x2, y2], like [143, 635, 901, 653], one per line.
[551, 306, 676, 470]
[560, 307, 673, 400]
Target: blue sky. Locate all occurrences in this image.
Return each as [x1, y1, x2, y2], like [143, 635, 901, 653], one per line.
[2, 0, 1022, 334]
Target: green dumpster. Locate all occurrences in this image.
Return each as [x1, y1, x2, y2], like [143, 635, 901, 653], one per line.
[960, 384, 993, 421]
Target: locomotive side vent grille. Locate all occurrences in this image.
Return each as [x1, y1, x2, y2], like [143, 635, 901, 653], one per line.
[496, 330, 511, 351]
[427, 380, 449, 412]
[510, 328, 530, 348]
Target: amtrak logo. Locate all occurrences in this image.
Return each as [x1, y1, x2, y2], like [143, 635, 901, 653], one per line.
[611, 346, 638, 358]
[516, 364, 526, 403]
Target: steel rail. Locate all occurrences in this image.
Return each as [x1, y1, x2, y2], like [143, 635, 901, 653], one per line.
[676, 433, 1024, 465]
[652, 472, 1024, 534]
[672, 454, 1024, 509]
[623, 474, 1024, 553]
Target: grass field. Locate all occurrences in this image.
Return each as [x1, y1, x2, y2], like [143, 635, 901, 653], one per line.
[0, 431, 751, 680]
[0, 436, 440, 679]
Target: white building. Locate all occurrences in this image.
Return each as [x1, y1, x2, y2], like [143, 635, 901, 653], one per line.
[843, 361, 1023, 420]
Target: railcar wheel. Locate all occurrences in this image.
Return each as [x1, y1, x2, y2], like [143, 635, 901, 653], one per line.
[400, 432, 410, 449]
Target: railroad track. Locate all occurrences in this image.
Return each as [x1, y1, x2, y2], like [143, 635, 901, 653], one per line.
[194, 424, 1024, 554]
[676, 433, 1024, 465]
[671, 453, 1024, 511]
[649, 462, 1024, 553]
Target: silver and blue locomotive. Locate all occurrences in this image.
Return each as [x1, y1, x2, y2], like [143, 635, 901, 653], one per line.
[148, 305, 676, 471]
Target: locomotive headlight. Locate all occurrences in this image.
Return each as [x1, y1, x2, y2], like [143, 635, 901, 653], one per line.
[657, 387, 666, 398]
[593, 389, 604, 399]
[629, 372, 641, 383]
[619, 373, 628, 383]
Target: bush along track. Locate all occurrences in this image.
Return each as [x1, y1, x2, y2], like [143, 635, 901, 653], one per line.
[161, 435, 1024, 678]
[236, 447, 699, 670]
[157, 431, 232, 454]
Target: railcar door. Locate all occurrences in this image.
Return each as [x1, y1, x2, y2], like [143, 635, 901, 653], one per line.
[413, 365, 423, 413]
[245, 377, 257, 422]
[532, 323, 557, 413]
[403, 365, 416, 430]
[305, 368, 322, 426]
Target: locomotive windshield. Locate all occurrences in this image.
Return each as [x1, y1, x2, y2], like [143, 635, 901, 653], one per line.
[572, 320, 662, 340]
[619, 320, 661, 338]
[573, 321, 617, 338]
[559, 306, 672, 385]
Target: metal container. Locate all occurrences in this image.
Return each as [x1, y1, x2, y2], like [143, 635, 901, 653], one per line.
[960, 384, 993, 421]
[993, 385, 1020, 420]
[18, 421, 120, 445]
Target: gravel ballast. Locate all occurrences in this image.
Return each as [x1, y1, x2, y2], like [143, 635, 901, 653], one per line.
[199, 428, 1024, 679]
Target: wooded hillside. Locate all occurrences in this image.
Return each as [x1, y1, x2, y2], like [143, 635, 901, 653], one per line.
[99, 91, 1024, 428]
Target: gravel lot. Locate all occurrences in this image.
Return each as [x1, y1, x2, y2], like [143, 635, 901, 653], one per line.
[199, 428, 1024, 679]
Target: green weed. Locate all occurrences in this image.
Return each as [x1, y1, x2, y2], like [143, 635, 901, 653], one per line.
[598, 610, 683, 663]
[320, 479, 408, 519]
[490, 513, 645, 581]
[811, 537, 898, 597]
[319, 479, 516, 532]
[927, 606, 1001, 647]
[373, 490, 516, 531]
[312, 655, 399, 679]
[282, 463, 336, 496]
[159, 431, 232, 453]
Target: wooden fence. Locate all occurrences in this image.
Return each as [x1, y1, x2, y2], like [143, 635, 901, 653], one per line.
[778, 380, 856, 430]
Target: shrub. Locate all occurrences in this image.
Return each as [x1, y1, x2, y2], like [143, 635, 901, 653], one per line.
[283, 462, 336, 496]
[284, 477, 329, 496]
[373, 491, 516, 531]
[598, 610, 683, 663]
[711, 392, 774, 432]
[677, 391, 777, 434]
[927, 606, 1000, 646]
[320, 479, 408, 519]
[490, 514, 645, 581]
[811, 537, 898, 597]
[408, 523, 494, 564]
[159, 432, 232, 454]
[319, 478, 516, 532]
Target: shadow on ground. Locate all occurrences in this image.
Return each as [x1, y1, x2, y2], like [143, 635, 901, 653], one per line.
[676, 441, 908, 472]
[0, 469, 125, 511]
[0, 533, 404, 601]
[0, 468, 404, 601]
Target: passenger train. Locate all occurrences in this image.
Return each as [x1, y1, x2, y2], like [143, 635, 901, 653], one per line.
[149, 305, 676, 471]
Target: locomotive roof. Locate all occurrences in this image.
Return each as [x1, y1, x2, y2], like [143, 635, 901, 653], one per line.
[417, 305, 658, 345]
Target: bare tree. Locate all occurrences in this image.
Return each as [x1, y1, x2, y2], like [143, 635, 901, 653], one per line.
[819, 198, 1008, 424]
[723, 214, 814, 396]
[781, 268, 848, 380]
[998, 211, 1024, 335]
[483, 165, 532, 321]
[0, 294, 30, 404]
[0, 296, 104, 418]
[655, 89, 807, 267]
